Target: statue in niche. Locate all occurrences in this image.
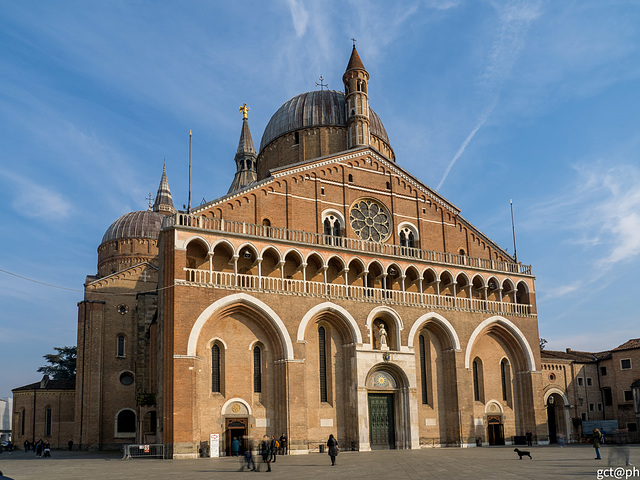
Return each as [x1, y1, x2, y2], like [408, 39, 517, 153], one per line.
[378, 322, 389, 350]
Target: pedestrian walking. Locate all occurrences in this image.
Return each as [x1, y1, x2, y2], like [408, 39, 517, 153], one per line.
[327, 434, 339, 466]
[258, 435, 271, 472]
[23, 440, 29, 453]
[590, 428, 603, 460]
[231, 437, 240, 457]
[240, 436, 255, 472]
[270, 435, 278, 463]
[279, 433, 287, 455]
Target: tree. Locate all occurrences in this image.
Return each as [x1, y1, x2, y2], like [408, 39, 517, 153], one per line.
[539, 338, 548, 350]
[37, 346, 77, 380]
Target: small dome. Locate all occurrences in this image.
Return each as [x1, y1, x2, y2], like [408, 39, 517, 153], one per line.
[259, 90, 390, 152]
[101, 210, 164, 244]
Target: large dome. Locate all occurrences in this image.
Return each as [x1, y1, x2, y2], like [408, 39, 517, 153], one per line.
[101, 210, 164, 244]
[259, 90, 390, 152]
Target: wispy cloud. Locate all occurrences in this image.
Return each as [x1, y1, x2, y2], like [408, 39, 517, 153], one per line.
[437, 0, 542, 188]
[0, 169, 71, 220]
[286, 0, 310, 38]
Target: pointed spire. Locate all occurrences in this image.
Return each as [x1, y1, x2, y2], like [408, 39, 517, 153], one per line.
[228, 112, 258, 194]
[153, 164, 175, 215]
[345, 45, 365, 73]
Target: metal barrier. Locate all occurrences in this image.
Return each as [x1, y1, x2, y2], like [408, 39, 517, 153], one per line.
[122, 443, 164, 460]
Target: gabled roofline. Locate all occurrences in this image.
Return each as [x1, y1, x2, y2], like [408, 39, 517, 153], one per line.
[85, 262, 158, 287]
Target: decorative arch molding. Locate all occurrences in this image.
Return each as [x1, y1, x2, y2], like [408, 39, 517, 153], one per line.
[177, 234, 211, 252]
[407, 312, 461, 351]
[208, 337, 228, 350]
[187, 293, 294, 360]
[543, 387, 569, 406]
[397, 221, 420, 239]
[321, 208, 346, 228]
[297, 302, 362, 344]
[366, 306, 404, 332]
[484, 400, 504, 414]
[464, 316, 536, 371]
[221, 397, 253, 416]
[210, 238, 236, 255]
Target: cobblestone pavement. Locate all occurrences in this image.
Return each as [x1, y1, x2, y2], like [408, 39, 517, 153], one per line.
[1, 445, 638, 480]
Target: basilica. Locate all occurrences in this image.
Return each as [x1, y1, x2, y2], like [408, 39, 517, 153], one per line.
[12, 46, 551, 457]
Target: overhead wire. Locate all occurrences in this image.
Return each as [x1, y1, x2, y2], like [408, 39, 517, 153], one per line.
[0, 267, 176, 297]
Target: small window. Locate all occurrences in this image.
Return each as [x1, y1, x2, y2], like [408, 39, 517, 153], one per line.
[587, 378, 593, 387]
[386, 181, 391, 190]
[117, 335, 125, 357]
[321, 187, 325, 196]
[621, 359, 632, 370]
[589, 403, 594, 412]
[603, 388, 613, 406]
[120, 372, 134, 386]
[581, 412, 587, 421]
[624, 390, 634, 402]
[577, 377, 584, 387]
[600, 366, 607, 376]
[597, 403, 602, 412]
[348, 174, 353, 183]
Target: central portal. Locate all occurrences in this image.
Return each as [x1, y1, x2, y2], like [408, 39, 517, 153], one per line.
[368, 393, 395, 449]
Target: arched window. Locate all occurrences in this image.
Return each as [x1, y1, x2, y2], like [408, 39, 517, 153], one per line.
[253, 345, 262, 393]
[212, 344, 221, 393]
[322, 213, 344, 246]
[319, 326, 328, 403]
[348, 174, 353, 183]
[419, 334, 428, 404]
[117, 335, 125, 357]
[239, 160, 245, 169]
[45, 406, 52, 436]
[116, 409, 136, 437]
[473, 358, 484, 402]
[501, 358, 511, 403]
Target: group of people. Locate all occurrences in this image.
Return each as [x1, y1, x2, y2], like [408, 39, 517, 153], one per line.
[236, 433, 340, 471]
[22, 439, 51, 457]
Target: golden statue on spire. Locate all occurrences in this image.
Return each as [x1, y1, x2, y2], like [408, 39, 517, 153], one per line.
[239, 103, 250, 119]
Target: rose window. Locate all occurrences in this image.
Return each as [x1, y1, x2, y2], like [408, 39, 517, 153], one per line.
[349, 199, 391, 242]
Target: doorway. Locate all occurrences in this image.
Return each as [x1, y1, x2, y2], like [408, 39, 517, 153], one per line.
[225, 418, 248, 456]
[368, 393, 395, 449]
[487, 415, 504, 445]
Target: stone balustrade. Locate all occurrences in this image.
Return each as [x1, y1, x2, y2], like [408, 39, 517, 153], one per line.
[163, 213, 533, 277]
[180, 268, 533, 317]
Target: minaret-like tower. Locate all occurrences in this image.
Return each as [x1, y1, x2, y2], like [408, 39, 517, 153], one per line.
[343, 45, 370, 149]
[152, 164, 176, 215]
[228, 104, 258, 194]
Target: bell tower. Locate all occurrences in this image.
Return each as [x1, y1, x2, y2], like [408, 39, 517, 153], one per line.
[343, 44, 370, 149]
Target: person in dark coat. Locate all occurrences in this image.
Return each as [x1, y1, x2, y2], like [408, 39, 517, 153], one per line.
[279, 433, 287, 455]
[258, 435, 271, 472]
[327, 434, 339, 466]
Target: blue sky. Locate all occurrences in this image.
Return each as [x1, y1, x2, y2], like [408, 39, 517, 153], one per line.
[1, 0, 639, 398]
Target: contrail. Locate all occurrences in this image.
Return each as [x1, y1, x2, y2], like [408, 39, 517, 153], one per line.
[436, 99, 497, 191]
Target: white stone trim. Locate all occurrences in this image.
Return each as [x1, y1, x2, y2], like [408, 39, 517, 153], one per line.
[187, 293, 294, 360]
[407, 312, 461, 351]
[464, 316, 536, 371]
[221, 397, 252, 416]
[297, 302, 362, 344]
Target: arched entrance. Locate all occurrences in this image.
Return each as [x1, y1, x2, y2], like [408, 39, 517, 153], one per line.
[365, 368, 408, 450]
[545, 391, 568, 444]
[222, 399, 250, 456]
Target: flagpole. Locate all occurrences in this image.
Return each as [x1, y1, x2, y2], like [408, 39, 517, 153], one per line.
[188, 130, 192, 214]
[510, 199, 518, 263]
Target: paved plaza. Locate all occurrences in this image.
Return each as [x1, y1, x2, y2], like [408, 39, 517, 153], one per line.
[1, 445, 638, 480]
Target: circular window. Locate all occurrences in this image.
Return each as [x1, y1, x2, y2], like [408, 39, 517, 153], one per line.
[119, 372, 134, 386]
[549, 373, 556, 382]
[349, 199, 391, 242]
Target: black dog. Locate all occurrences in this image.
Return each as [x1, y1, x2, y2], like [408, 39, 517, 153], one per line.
[514, 448, 532, 459]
